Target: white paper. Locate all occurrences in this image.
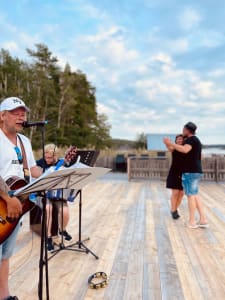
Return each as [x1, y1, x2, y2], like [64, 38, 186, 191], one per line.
[14, 165, 110, 196]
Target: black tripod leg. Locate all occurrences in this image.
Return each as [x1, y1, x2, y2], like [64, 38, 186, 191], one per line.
[59, 192, 65, 247]
[77, 190, 99, 259]
[48, 189, 99, 260]
[38, 194, 50, 300]
[78, 190, 82, 248]
[79, 242, 99, 259]
[44, 205, 50, 300]
[38, 219, 44, 299]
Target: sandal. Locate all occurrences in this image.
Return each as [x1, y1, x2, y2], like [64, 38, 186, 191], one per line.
[198, 223, 209, 228]
[187, 223, 199, 229]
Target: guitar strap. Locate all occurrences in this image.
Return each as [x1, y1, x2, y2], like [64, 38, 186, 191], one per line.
[17, 135, 30, 183]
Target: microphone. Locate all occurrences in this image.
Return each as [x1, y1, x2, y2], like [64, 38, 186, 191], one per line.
[22, 120, 49, 128]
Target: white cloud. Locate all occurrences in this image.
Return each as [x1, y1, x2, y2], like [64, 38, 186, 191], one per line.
[19, 32, 39, 45]
[82, 26, 124, 44]
[178, 7, 202, 31]
[43, 23, 60, 35]
[55, 53, 71, 70]
[150, 52, 173, 65]
[0, 13, 17, 33]
[80, 3, 105, 19]
[82, 56, 98, 66]
[64, 0, 108, 22]
[2, 41, 19, 52]
[208, 102, 225, 111]
[209, 68, 225, 78]
[201, 30, 225, 48]
[194, 81, 214, 98]
[102, 39, 139, 64]
[0, 1, 224, 143]
[166, 108, 177, 114]
[136, 64, 149, 74]
[69, 32, 225, 142]
[169, 38, 189, 54]
[182, 101, 198, 108]
[78, 26, 139, 66]
[97, 102, 116, 115]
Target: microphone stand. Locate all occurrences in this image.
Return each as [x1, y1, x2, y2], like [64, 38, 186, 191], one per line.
[38, 125, 50, 300]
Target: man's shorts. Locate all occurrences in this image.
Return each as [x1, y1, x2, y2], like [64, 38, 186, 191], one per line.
[0, 222, 20, 261]
[182, 173, 202, 196]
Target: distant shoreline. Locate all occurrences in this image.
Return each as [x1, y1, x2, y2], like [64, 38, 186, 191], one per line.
[203, 146, 224, 155]
[203, 145, 225, 149]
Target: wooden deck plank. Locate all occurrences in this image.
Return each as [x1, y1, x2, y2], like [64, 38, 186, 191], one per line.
[7, 176, 225, 300]
[122, 186, 146, 300]
[151, 183, 185, 300]
[143, 190, 162, 300]
[166, 220, 204, 300]
[104, 183, 143, 300]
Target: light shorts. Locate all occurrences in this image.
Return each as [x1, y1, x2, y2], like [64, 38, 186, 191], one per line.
[0, 222, 20, 261]
[182, 173, 202, 196]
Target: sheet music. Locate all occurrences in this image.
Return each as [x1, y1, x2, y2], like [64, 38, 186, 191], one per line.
[13, 163, 110, 196]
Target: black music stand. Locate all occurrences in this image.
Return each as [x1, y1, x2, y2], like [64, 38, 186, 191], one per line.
[77, 150, 100, 167]
[14, 165, 109, 300]
[48, 151, 100, 260]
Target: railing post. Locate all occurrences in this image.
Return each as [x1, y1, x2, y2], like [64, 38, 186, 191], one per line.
[127, 157, 131, 181]
[215, 157, 218, 183]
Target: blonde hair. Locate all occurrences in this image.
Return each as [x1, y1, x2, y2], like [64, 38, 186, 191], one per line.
[44, 143, 58, 154]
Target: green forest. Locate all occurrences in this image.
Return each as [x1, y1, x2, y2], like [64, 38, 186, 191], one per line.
[0, 44, 111, 149]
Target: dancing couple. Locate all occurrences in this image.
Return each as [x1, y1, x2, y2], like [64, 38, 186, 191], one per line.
[164, 122, 209, 229]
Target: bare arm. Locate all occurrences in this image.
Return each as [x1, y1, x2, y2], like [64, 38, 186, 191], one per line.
[173, 143, 192, 154]
[163, 138, 175, 152]
[166, 144, 175, 152]
[163, 137, 192, 154]
[30, 165, 43, 178]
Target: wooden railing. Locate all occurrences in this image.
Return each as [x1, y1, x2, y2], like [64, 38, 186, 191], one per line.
[127, 157, 225, 182]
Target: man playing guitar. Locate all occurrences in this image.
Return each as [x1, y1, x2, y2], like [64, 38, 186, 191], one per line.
[0, 97, 42, 300]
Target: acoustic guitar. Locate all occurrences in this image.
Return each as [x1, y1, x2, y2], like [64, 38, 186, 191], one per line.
[0, 145, 78, 244]
[0, 176, 35, 244]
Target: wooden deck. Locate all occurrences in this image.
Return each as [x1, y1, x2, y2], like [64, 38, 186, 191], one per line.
[10, 174, 225, 300]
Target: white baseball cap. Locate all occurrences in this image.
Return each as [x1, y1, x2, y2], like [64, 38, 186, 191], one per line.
[0, 97, 30, 112]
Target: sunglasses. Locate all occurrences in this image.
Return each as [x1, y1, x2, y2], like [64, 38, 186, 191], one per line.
[14, 146, 23, 164]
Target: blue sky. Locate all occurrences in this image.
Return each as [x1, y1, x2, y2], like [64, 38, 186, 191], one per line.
[0, 0, 225, 144]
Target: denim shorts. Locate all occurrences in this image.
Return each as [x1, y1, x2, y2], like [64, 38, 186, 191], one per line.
[0, 222, 20, 260]
[182, 173, 202, 196]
